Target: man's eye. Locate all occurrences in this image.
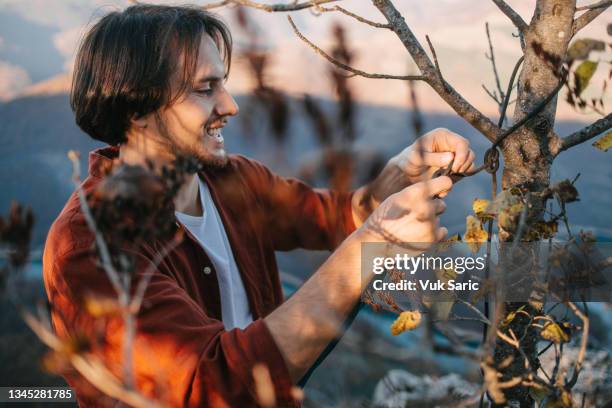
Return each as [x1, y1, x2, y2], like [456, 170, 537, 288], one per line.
[195, 87, 213, 96]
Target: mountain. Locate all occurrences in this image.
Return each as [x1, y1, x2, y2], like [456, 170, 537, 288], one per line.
[1, 90, 610, 249]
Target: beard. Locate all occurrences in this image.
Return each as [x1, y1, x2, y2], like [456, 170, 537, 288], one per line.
[155, 114, 229, 172]
[167, 138, 229, 172]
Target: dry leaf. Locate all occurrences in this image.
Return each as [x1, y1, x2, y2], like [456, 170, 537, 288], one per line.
[464, 215, 488, 253]
[541, 322, 570, 344]
[566, 38, 605, 60]
[390, 310, 422, 335]
[574, 60, 598, 96]
[472, 198, 493, 220]
[592, 131, 612, 152]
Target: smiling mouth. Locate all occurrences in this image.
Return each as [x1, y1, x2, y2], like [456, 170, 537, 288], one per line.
[205, 126, 224, 143]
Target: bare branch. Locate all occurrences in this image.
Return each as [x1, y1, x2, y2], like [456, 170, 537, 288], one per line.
[315, 5, 391, 28]
[485, 22, 504, 101]
[287, 16, 425, 81]
[555, 112, 612, 155]
[22, 311, 162, 408]
[68, 151, 123, 298]
[482, 84, 501, 104]
[573, 2, 611, 34]
[425, 35, 445, 88]
[565, 301, 589, 388]
[491, 0, 528, 32]
[456, 298, 492, 326]
[129, 232, 184, 314]
[372, 0, 501, 142]
[203, 0, 339, 12]
[576, 0, 612, 11]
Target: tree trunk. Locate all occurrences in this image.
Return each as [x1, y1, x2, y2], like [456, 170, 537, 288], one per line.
[493, 1, 575, 406]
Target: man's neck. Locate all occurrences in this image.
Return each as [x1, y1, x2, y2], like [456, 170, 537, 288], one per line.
[175, 173, 203, 216]
[119, 141, 203, 217]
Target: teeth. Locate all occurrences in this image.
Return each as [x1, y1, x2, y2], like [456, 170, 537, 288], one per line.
[206, 128, 221, 138]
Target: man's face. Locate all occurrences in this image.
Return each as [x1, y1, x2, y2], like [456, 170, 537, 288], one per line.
[135, 34, 239, 168]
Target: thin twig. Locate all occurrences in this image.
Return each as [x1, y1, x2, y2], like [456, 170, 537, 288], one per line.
[485, 22, 504, 102]
[203, 0, 339, 12]
[68, 151, 124, 298]
[482, 85, 501, 105]
[22, 311, 162, 408]
[555, 112, 612, 155]
[576, 0, 612, 10]
[287, 16, 425, 81]
[129, 232, 184, 313]
[491, 0, 528, 32]
[573, 2, 611, 34]
[565, 301, 590, 388]
[372, 0, 501, 142]
[315, 5, 391, 28]
[425, 35, 444, 86]
[456, 298, 492, 326]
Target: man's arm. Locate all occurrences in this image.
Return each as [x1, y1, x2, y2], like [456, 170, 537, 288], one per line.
[44, 246, 298, 407]
[265, 176, 452, 381]
[351, 128, 475, 228]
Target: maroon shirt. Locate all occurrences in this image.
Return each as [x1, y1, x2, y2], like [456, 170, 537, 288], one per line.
[43, 146, 356, 407]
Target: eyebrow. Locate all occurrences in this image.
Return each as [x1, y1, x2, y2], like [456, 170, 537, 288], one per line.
[194, 74, 224, 84]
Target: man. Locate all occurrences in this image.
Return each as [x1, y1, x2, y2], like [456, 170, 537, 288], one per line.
[43, 4, 475, 407]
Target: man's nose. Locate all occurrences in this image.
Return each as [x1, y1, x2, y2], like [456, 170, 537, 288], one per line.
[215, 88, 239, 117]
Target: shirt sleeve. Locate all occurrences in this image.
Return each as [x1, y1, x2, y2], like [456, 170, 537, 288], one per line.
[234, 155, 357, 251]
[46, 245, 298, 408]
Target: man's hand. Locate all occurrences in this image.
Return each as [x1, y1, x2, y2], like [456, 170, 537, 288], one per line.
[360, 176, 451, 246]
[352, 128, 475, 227]
[266, 177, 452, 382]
[390, 127, 476, 185]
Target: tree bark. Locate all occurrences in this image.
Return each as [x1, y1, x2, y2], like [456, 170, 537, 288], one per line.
[494, 1, 576, 406]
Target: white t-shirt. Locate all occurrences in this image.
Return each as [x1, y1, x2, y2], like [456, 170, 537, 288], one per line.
[175, 177, 253, 330]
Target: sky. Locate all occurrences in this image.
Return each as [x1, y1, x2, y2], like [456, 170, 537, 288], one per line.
[0, 0, 609, 120]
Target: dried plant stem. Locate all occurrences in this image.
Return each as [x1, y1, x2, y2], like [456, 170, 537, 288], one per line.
[287, 16, 424, 81]
[314, 5, 391, 28]
[22, 311, 163, 408]
[203, 0, 339, 12]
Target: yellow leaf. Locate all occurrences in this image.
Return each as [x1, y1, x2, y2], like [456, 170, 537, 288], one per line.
[593, 131, 612, 152]
[541, 322, 570, 344]
[501, 305, 525, 328]
[464, 215, 488, 253]
[566, 38, 605, 60]
[390, 310, 422, 335]
[472, 199, 492, 219]
[574, 60, 598, 96]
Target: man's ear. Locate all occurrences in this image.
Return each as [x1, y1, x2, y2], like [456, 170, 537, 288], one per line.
[130, 113, 149, 129]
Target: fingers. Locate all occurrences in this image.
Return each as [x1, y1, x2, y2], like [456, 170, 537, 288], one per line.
[433, 198, 446, 215]
[415, 151, 454, 169]
[407, 175, 453, 198]
[446, 132, 470, 173]
[436, 226, 448, 241]
[419, 128, 474, 173]
[459, 150, 476, 174]
[414, 198, 446, 221]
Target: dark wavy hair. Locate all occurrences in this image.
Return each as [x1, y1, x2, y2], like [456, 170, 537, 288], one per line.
[70, 4, 232, 145]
